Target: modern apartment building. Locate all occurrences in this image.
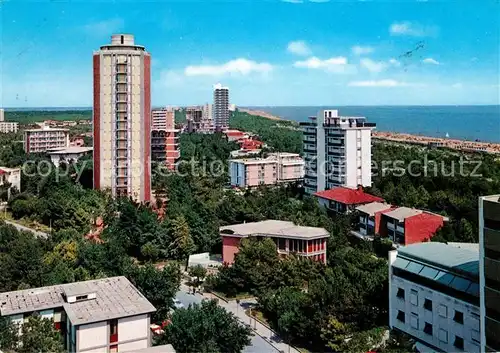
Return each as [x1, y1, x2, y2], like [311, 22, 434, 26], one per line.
[213, 83, 229, 131]
[201, 103, 214, 132]
[0, 122, 19, 133]
[229, 152, 305, 188]
[151, 108, 180, 170]
[300, 109, 376, 195]
[350, 203, 446, 246]
[93, 34, 151, 202]
[186, 106, 203, 133]
[0, 276, 156, 353]
[389, 242, 481, 353]
[24, 126, 70, 153]
[0, 108, 3, 122]
[220, 220, 329, 264]
[479, 195, 500, 352]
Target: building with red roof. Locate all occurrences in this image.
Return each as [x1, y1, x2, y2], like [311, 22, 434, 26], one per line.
[314, 186, 383, 214]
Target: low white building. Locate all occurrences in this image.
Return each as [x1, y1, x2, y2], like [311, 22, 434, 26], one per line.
[0, 122, 19, 134]
[0, 167, 21, 198]
[389, 242, 481, 353]
[48, 147, 93, 167]
[0, 276, 156, 353]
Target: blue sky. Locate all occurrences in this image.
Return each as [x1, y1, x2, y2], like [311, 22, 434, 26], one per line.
[1, 0, 499, 107]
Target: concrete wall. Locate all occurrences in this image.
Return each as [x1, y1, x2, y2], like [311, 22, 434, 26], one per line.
[119, 339, 148, 351]
[389, 259, 480, 353]
[78, 321, 108, 351]
[118, 314, 149, 342]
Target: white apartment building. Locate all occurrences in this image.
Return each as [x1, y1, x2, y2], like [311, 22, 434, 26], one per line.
[0, 122, 19, 133]
[300, 109, 375, 195]
[389, 242, 481, 353]
[479, 194, 500, 352]
[0, 167, 21, 198]
[0, 276, 156, 353]
[24, 126, 70, 153]
[0, 108, 4, 122]
[93, 34, 151, 202]
[47, 147, 93, 167]
[201, 103, 214, 132]
[213, 84, 229, 131]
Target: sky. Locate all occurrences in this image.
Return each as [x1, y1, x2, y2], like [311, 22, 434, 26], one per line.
[1, 0, 499, 107]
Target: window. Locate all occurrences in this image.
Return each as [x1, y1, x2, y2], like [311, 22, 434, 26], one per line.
[396, 288, 405, 300]
[454, 336, 464, 350]
[110, 345, 118, 353]
[75, 295, 88, 301]
[410, 289, 418, 306]
[397, 310, 405, 323]
[423, 298, 433, 312]
[423, 322, 433, 336]
[438, 304, 448, 318]
[439, 328, 448, 343]
[410, 313, 418, 329]
[453, 310, 464, 324]
[110, 319, 118, 335]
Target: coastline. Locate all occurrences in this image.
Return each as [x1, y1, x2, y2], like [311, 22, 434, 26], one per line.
[242, 108, 500, 155]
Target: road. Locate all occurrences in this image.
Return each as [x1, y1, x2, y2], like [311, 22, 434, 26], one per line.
[175, 290, 279, 353]
[4, 220, 49, 238]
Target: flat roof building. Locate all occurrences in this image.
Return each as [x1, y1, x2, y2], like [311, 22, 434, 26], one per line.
[389, 242, 481, 353]
[24, 126, 70, 153]
[221, 220, 329, 264]
[0, 276, 156, 353]
[47, 147, 93, 167]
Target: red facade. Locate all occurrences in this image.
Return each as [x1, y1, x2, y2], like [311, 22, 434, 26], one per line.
[404, 213, 444, 245]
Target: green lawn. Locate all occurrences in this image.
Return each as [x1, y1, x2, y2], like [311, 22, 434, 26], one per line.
[6, 110, 92, 123]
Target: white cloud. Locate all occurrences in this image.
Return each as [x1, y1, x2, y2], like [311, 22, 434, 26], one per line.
[184, 58, 273, 77]
[287, 41, 312, 56]
[389, 58, 401, 67]
[293, 56, 356, 74]
[422, 57, 440, 65]
[389, 21, 437, 37]
[348, 79, 410, 87]
[352, 45, 374, 56]
[82, 18, 124, 35]
[451, 83, 463, 88]
[360, 58, 387, 73]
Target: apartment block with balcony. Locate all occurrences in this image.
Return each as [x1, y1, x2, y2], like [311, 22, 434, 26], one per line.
[379, 207, 445, 246]
[220, 220, 329, 264]
[151, 108, 180, 170]
[479, 194, 500, 352]
[314, 186, 384, 214]
[229, 153, 304, 188]
[0, 122, 19, 134]
[213, 84, 229, 132]
[24, 127, 70, 153]
[0, 167, 21, 199]
[0, 276, 156, 353]
[389, 242, 481, 353]
[300, 109, 376, 195]
[351, 202, 394, 240]
[186, 106, 203, 133]
[93, 34, 151, 202]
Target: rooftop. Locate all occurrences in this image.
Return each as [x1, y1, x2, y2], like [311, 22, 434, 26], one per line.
[220, 220, 329, 240]
[0, 276, 155, 325]
[0, 167, 20, 174]
[47, 147, 93, 155]
[394, 242, 479, 298]
[383, 207, 423, 221]
[482, 194, 500, 203]
[25, 126, 69, 132]
[314, 187, 384, 205]
[355, 202, 393, 216]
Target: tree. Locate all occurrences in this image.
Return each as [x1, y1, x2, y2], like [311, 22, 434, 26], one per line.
[18, 315, 64, 353]
[188, 265, 207, 288]
[160, 299, 252, 353]
[126, 263, 181, 322]
[168, 216, 195, 262]
[0, 316, 17, 351]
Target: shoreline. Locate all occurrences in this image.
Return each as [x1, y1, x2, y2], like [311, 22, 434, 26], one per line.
[242, 108, 500, 154]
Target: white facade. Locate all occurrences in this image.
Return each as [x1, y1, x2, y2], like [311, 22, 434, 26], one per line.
[0, 167, 21, 196]
[48, 147, 93, 167]
[213, 84, 229, 131]
[0, 122, 19, 133]
[301, 109, 374, 195]
[0, 108, 4, 122]
[389, 247, 481, 353]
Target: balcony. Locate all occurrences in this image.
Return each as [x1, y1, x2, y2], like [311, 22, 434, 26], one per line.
[116, 83, 127, 93]
[116, 93, 127, 102]
[485, 257, 500, 283]
[116, 73, 127, 84]
[485, 227, 500, 253]
[486, 317, 500, 351]
[115, 122, 127, 131]
[116, 103, 127, 112]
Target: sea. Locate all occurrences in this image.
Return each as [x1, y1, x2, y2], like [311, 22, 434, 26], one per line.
[244, 105, 500, 143]
[5, 105, 500, 143]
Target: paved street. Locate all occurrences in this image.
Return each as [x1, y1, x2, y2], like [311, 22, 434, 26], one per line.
[4, 220, 49, 238]
[175, 289, 282, 353]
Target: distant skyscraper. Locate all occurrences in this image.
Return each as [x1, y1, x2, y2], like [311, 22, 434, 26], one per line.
[213, 84, 229, 131]
[0, 108, 4, 122]
[300, 109, 375, 195]
[93, 34, 151, 202]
